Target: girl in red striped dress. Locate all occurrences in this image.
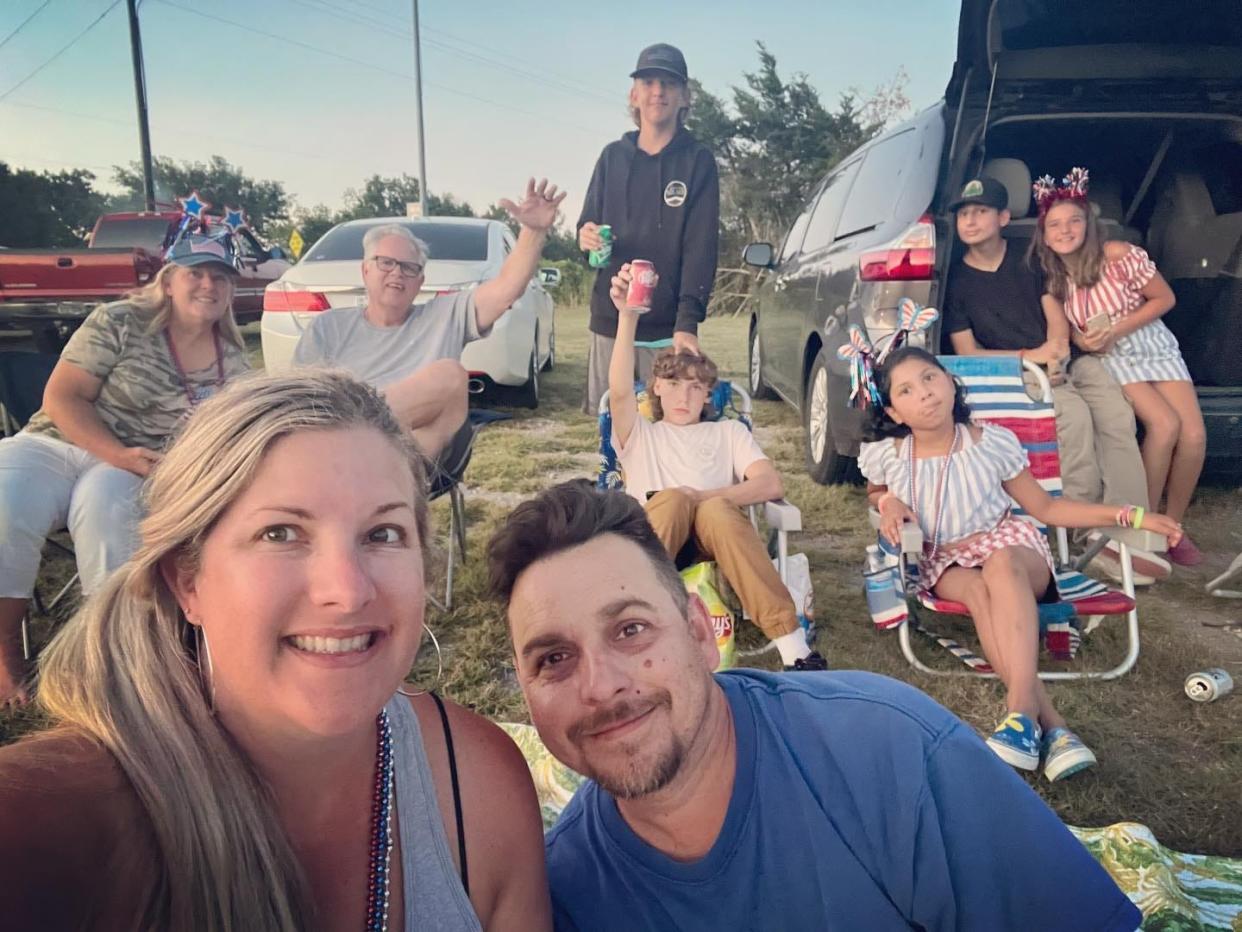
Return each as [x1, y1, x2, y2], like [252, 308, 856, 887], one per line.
[862, 348, 1182, 780]
[1031, 172, 1207, 565]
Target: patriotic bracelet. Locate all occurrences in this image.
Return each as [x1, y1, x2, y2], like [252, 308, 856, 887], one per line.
[1116, 505, 1145, 530]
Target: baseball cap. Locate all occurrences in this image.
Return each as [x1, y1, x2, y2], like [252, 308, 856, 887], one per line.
[949, 177, 1008, 212]
[165, 233, 240, 274]
[630, 43, 688, 82]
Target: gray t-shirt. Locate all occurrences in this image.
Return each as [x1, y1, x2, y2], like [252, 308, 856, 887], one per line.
[292, 290, 485, 388]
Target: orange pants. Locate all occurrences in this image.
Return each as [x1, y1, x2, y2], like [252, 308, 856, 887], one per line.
[644, 489, 799, 640]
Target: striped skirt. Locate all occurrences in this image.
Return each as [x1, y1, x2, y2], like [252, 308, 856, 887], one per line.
[920, 515, 1056, 591]
[1103, 319, 1191, 385]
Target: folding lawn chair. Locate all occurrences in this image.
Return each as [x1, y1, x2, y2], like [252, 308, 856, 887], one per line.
[597, 380, 805, 658]
[875, 356, 1166, 681]
[0, 351, 81, 659]
[425, 408, 510, 612]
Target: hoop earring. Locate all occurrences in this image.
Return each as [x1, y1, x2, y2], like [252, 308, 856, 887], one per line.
[194, 624, 217, 715]
[397, 622, 443, 697]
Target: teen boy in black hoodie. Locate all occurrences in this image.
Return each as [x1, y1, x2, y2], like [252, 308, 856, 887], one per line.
[577, 43, 720, 414]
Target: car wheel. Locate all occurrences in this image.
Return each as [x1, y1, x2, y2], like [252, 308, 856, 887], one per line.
[510, 346, 539, 409]
[803, 347, 854, 485]
[748, 321, 776, 400]
[541, 323, 555, 372]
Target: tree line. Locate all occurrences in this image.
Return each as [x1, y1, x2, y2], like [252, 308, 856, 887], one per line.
[2, 44, 909, 297]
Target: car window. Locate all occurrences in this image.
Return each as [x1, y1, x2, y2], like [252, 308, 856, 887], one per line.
[236, 230, 264, 260]
[778, 196, 816, 264]
[304, 222, 489, 262]
[835, 129, 919, 240]
[90, 218, 173, 251]
[800, 160, 861, 254]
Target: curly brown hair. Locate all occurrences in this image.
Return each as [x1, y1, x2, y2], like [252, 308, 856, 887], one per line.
[648, 348, 718, 421]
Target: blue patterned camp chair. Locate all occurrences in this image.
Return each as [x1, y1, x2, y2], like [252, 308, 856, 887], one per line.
[875, 356, 1164, 681]
[597, 380, 805, 658]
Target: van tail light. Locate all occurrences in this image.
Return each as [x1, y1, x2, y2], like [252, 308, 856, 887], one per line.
[263, 288, 331, 312]
[858, 214, 935, 282]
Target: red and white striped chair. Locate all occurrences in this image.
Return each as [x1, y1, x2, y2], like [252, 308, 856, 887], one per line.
[888, 355, 1163, 681]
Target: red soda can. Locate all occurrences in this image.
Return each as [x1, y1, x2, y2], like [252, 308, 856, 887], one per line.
[625, 259, 658, 313]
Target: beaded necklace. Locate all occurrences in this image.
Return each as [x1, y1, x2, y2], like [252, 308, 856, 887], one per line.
[163, 325, 225, 407]
[365, 709, 395, 931]
[906, 423, 963, 560]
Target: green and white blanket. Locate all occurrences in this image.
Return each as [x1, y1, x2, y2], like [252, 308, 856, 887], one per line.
[498, 723, 1242, 930]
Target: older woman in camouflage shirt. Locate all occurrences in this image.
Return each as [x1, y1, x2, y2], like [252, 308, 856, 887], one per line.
[0, 233, 250, 706]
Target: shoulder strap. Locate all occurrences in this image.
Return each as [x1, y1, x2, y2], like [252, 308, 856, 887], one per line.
[429, 691, 469, 896]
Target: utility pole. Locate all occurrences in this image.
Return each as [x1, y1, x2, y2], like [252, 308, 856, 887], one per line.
[411, 0, 428, 211]
[126, 0, 156, 211]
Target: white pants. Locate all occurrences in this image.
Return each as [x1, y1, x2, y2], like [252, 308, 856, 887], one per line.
[0, 433, 144, 598]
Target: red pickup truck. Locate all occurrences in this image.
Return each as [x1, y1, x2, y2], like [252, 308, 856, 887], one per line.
[0, 211, 291, 350]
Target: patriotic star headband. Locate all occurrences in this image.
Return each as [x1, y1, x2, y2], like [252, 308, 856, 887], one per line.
[1033, 167, 1089, 218]
[837, 299, 939, 410]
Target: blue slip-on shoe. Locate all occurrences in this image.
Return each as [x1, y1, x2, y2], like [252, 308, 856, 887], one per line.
[1041, 727, 1097, 782]
[986, 713, 1042, 771]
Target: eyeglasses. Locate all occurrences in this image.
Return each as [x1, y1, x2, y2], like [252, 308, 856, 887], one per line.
[371, 255, 425, 277]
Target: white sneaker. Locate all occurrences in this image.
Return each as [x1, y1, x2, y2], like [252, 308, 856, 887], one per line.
[1085, 532, 1166, 583]
[1087, 551, 1155, 587]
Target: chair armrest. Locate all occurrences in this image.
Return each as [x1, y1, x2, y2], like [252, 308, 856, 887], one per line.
[1099, 526, 1167, 553]
[868, 508, 924, 554]
[764, 499, 802, 532]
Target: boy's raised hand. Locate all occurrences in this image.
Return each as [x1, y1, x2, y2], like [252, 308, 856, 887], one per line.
[610, 263, 633, 315]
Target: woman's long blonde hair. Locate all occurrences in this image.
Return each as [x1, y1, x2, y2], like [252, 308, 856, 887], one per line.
[36, 369, 429, 931]
[1028, 199, 1106, 301]
[123, 262, 246, 349]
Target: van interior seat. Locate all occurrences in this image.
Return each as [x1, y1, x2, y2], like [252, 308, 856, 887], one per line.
[1147, 171, 1241, 276]
[981, 157, 1039, 248]
[1086, 176, 1143, 247]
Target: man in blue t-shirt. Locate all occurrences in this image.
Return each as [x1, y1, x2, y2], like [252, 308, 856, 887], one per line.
[486, 480, 1142, 932]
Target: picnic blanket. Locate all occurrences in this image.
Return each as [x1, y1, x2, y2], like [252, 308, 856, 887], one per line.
[498, 723, 1242, 930]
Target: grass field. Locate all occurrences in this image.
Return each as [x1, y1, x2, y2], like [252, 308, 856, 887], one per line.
[4, 303, 1241, 855]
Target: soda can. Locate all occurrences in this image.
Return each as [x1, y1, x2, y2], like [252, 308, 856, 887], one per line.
[588, 225, 613, 268]
[1184, 668, 1234, 703]
[625, 259, 658, 313]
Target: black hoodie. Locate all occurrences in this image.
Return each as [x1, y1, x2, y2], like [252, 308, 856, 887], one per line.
[577, 127, 719, 342]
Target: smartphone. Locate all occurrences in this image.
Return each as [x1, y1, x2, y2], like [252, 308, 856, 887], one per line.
[1084, 312, 1112, 334]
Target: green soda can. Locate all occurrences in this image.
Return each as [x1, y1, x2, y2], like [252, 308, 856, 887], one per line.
[588, 225, 613, 268]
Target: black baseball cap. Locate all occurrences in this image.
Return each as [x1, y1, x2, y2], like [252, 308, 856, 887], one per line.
[630, 44, 688, 82]
[949, 177, 1008, 212]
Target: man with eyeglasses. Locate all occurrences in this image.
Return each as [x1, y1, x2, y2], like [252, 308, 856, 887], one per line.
[293, 178, 566, 457]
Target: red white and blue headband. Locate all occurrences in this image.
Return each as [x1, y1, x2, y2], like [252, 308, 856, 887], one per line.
[1033, 167, 1089, 218]
[837, 299, 939, 410]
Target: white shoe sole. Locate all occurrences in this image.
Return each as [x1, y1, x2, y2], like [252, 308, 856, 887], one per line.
[1087, 533, 1170, 580]
[1087, 554, 1155, 587]
[1044, 746, 1098, 782]
[986, 736, 1040, 771]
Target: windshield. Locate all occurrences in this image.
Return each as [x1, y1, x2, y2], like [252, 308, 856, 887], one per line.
[90, 217, 172, 251]
[303, 222, 489, 263]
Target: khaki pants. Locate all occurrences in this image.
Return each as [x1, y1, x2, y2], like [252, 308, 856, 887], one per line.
[644, 489, 799, 640]
[583, 332, 662, 415]
[1055, 355, 1148, 509]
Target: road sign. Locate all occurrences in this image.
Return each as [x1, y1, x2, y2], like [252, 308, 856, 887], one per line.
[289, 229, 304, 259]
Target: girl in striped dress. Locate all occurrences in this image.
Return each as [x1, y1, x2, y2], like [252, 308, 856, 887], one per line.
[1031, 180, 1206, 565]
[859, 347, 1182, 781]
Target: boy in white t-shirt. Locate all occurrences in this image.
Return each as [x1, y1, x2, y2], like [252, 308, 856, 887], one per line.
[607, 264, 823, 669]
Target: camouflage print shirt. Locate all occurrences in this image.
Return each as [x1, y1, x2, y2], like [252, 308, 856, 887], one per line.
[23, 302, 251, 451]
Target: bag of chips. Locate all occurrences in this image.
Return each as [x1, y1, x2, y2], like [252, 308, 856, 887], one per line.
[681, 562, 736, 671]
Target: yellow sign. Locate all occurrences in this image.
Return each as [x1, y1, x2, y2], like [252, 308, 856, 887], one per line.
[289, 229, 305, 259]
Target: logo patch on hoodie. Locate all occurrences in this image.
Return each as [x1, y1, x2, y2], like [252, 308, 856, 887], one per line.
[663, 180, 687, 207]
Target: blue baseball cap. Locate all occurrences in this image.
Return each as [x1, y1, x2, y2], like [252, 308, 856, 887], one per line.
[165, 233, 239, 274]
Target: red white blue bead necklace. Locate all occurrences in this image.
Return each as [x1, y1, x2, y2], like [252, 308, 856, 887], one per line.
[365, 709, 395, 931]
[906, 423, 963, 561]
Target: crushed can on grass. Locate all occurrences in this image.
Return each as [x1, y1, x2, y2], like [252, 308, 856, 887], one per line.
[625, 259, 657, 313]
[1184, 668, 1234, 702]
[588, 225, 613, 268]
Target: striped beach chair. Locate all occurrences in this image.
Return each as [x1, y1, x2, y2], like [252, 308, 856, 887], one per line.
[888, 355, 1157, 681]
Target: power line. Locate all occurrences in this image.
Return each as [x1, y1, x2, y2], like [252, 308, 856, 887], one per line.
[0, 0, 52, 52]
[150, 0, 601, 136]
[0, 0, 121, 104]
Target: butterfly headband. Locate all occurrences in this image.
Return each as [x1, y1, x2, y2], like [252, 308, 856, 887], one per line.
[1032, 167, 1089, 217]
[837, 299, 940, 410]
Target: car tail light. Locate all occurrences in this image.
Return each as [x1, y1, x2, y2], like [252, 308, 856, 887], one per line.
[858, 214, 935, 282]
[263, 288, 331, 312]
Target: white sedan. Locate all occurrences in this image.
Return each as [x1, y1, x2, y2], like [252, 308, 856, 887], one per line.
[261, 216, 555, 407]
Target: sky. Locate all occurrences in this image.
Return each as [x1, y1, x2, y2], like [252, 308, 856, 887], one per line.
[0, 0, 959, 231]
